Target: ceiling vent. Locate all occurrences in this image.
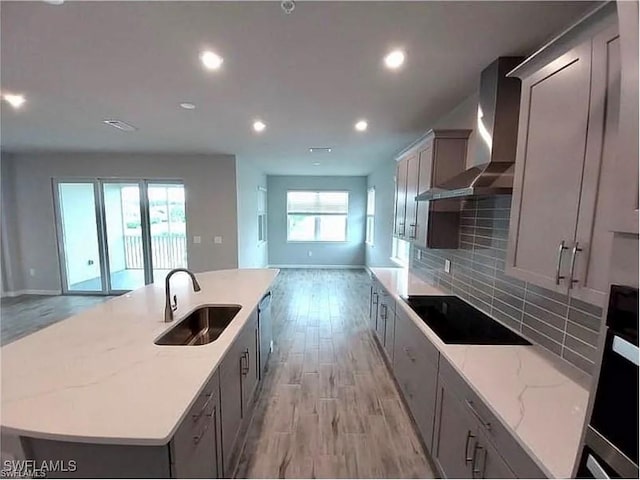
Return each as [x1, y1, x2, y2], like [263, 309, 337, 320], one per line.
[102, 119, 137, 132]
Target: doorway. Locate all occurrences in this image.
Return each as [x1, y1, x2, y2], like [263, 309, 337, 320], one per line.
[53, 179, 187, 295]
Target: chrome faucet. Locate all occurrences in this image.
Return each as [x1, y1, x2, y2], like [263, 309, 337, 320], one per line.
[164, 268, 201, 322]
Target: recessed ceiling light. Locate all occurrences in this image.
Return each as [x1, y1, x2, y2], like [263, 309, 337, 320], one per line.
[103, 119, 137, 132]
[180, 102, 196, 110]
[312, 162, 321, 166]
[2, 93, 26, 109]
[43, 0, 64, 4]
[309, 147, 332, 153]
[200, 51, 224, 70]
[384, 49, 405, 70]
[355, 120, 368, 132]
[253, 120, 266, 133]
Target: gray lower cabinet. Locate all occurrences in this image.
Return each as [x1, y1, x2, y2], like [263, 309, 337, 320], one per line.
[220, 309, 259, 477]
[170, 370, 222, 478]
[374, 287, 395, 361]
[392, 306, 439, 451]
[369, 281, 379, 332]
[434, 358, 546, 479]
[258, 293, 272, 378]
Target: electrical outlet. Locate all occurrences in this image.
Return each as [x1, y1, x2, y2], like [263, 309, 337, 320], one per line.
[308, 251, 313, 257]
[444, 259, 451, 273]
[214, 236, 223, 244]
[193, 236, 202, 244]
[417, 249, 422, 260]
[29, 268, 36, 277]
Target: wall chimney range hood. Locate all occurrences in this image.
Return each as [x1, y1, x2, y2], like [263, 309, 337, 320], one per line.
[417, 57, 523, 201]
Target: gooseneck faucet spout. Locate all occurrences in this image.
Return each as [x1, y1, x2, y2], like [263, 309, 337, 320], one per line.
[164, 268, 201, 322]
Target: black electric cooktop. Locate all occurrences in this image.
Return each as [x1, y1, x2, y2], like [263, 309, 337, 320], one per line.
[402, 295, 531, 345]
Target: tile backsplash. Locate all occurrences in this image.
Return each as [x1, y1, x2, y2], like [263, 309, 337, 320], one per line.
[411, 195, 603, 375]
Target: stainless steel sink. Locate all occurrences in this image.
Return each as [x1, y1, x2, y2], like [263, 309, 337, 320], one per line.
[155, 305, 241, 346]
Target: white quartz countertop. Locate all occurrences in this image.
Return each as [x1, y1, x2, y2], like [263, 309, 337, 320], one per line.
[1, 268, 279, 446]
[370, 267, 591, 479]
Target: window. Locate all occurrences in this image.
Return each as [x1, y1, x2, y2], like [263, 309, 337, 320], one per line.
[392, 237, 411, 267]
[366, 187, 375, 245]
[287, 191, 349, 242]
[257, 187, 267, 244]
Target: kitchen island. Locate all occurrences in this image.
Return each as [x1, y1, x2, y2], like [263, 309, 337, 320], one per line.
[1, 268, 279, 478]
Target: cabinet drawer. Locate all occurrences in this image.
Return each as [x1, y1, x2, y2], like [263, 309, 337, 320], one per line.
[395, 305, 439, 368]
[439, 358, 546, 478]
[171, 370, 221, 476]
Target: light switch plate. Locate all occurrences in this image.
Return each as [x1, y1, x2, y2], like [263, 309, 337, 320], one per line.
[444, 259, 451, 273]
[214, 236, 223, 244]
[193, 236, 201, 244]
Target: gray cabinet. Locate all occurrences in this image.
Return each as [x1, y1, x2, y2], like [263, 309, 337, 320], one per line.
[507, 6, 622, 306]
[433, 381, 478, 479]
[374, 287, 395, 360]
[434, 357, 545, 479]
[369, 281, 379, 332]
[609, 0, 639, 235]
[392, 307, 439, 451]
[258, 293, 272, 378]
[219, 330, 244, 477]
[394, 130, 471, 248]
[171, 371, 222, 478]
[241, 310, 259, 412]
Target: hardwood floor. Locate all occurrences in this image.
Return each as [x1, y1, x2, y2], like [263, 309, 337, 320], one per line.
[0, 294, 113, 345]
[235, 269, 435, 479]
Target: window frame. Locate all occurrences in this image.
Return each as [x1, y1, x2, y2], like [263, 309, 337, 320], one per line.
[286, 190, 349, 243]
[366, 187, 375, 246]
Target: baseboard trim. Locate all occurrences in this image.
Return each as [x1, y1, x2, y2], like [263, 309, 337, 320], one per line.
[1, 289, 62, 297]
[268, 264, 366, 269]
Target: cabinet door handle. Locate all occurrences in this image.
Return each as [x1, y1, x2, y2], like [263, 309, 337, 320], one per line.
[471, 443, 486, 479]
[465, 400, 491, 430]
[409, 223, 417, 239]
[381, 304, 387, 320]
[193, 405, 215, 445]
[464, 430, 476, 464]
[192, 392, 214, 422]
[404, 346, 416, 363]
[568, 242, 583, 289]
[555, 240, 569, 285]
[241, 349, 250, 376]
[373, 292, 379, 305]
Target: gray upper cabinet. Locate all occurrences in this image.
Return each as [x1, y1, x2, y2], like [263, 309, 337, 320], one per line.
[507, 6, 623, 306]
[394, 130, 470, 249]
[608, 0, 639, 235]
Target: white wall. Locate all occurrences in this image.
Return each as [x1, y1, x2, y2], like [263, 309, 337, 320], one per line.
[3, 152, 239, 292]
[236, 159, 268, 268]
[366, 159, 397, 268]
[267, 175, 367, 267]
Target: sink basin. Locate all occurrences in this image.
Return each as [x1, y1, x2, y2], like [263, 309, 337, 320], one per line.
[155, 305, 242, 346]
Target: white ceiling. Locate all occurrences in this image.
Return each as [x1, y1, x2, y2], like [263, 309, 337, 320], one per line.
[1, 1, 595, 175]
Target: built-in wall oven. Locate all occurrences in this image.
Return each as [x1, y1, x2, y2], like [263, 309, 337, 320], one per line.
[577, 285, 639, 479]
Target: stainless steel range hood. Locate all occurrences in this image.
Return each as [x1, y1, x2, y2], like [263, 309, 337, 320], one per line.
[417, 57, 523, 201]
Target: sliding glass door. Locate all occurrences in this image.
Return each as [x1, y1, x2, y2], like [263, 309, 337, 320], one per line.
[55, 181, 105, 293]
[54, 179, 187, 295]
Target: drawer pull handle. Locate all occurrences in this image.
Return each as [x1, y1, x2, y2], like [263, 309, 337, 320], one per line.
[403, 347, 416, 363]
[193, 406, 215, 445]
[471, 443, 486, 479]
[465, 400, 491, 431]
[464, 430, 476, 464]
[191, 393, 214, 422]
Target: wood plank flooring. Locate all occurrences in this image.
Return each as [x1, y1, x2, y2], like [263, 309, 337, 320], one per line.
[1, 294, 113, 345]
[235, 269, 435, 479]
